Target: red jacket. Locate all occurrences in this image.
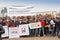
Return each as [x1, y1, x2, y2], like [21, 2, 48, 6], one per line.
[2, 20, 7, 25]
[41, 20, 45, 27]
[38, 20, 44, 27]
[9, 22, 14, 27]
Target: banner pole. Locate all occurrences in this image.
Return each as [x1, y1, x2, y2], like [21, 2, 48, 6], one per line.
[35, 12, 37, 36]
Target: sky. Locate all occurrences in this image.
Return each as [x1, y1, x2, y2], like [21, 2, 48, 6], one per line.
[0, 0, 60, 12]
[0, 0, 60, 5]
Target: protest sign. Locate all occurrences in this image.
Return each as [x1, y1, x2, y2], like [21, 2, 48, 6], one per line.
[9, 27, 19, 38]
[2, 26, 9, 37]
[29, 22, 40, 29]
[19, 24, 29, 36]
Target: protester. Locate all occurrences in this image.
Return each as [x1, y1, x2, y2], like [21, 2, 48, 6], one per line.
[38, 18, 45, 36]
[50, 18, 55, 36]
[28, 16, 35, 36]
[8, 20, 15, 27]
[55, 17, 60, 38]
[44, 17, 50, 36]
[14, 18, 20, 27]
[2, 18, 7, 26]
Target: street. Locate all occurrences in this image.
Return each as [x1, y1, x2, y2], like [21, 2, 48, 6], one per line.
[3, 36, 60, 40]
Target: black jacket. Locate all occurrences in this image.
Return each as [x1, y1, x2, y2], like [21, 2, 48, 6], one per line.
[14, 21, 20, 27]
[55, 21, 60, 28]
[0, 24, 5, 34]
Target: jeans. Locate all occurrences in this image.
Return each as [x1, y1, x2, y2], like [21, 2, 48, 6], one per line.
[45, 27, 49, 35]
[38, 27, 45, 36]
[57, 27, 60, 38]
[57, 27, 60, 35]
[30, 29, 35, 36]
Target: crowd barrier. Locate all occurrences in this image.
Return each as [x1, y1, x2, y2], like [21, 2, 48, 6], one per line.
[2, 22, 40, 38]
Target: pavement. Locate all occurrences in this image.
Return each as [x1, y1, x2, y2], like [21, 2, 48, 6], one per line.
[3, 36, 60, 40]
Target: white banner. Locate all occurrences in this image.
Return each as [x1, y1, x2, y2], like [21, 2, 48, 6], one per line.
[2, 26, 9, 37]
[7, 6, 36, 17]
[29, 22, 40, 29]
[19, 24, 29, 36]
[9, 27, 19, 38]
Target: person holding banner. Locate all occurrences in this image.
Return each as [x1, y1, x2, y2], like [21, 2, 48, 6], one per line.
[50, 18, 55, 36]
[28, 16, 35, 36]
[38, 19, 45, 36]
[14, 18, 20, 27]
[2, 18, 7, 26]
[9, 20, 15, 27]
[44, 18, 50, 36]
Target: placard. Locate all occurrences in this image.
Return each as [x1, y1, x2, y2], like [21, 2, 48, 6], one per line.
[9, 27, 19, 38]
[2, 26, 9, 37]
[19, 24, 29, 36]
[29, 22, 40, 29]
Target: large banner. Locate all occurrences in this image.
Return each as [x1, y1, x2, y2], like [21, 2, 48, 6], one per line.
[9, 27, 19, 38]
[2, 26, 9, 37]
[29, 22, 40, 29]
[19, 24, 29, 36]
[7, 6, 36, 17]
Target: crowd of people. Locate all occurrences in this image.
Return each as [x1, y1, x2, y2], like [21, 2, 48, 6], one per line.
[0, 14, 60, 38]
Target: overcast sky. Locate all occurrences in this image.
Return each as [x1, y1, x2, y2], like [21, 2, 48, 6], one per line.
[0, 0, 60, 12]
